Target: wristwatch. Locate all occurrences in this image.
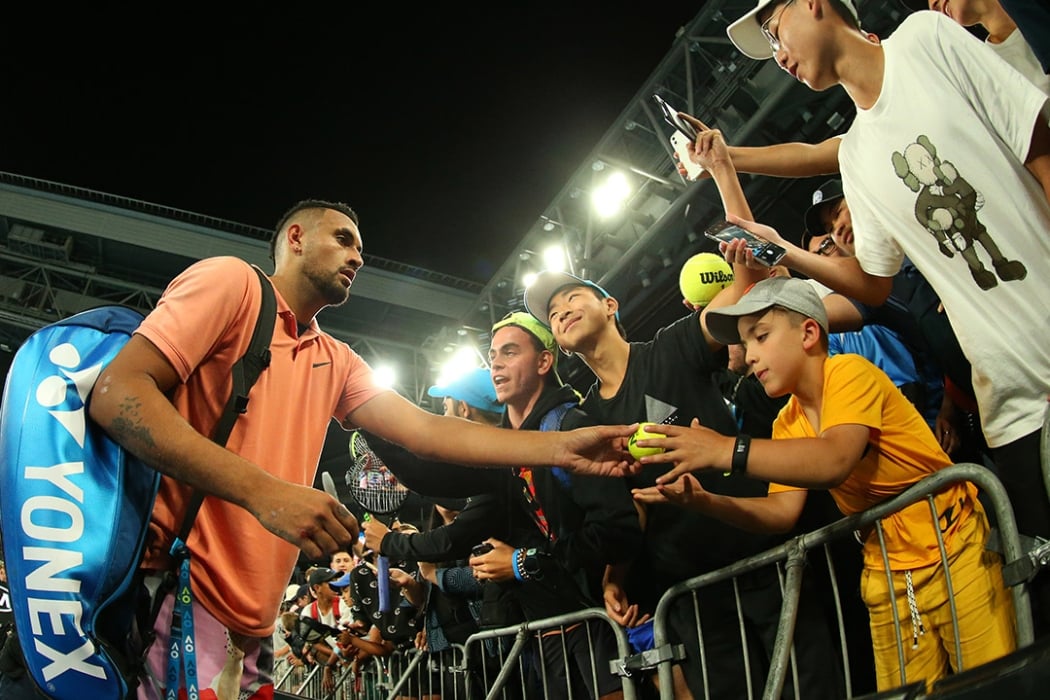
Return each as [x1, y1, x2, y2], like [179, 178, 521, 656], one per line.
[522, 548, 543, 580]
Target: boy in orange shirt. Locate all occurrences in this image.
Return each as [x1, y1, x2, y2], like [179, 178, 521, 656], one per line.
[632, 276, 1015, 690]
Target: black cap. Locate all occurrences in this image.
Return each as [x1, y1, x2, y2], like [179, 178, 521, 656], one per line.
[307, 567, 342, 587]
[801, 179, 844, 252]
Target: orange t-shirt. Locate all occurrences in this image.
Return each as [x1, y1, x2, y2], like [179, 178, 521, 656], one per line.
[136, 256, 386, 636]
[769, 354, 976, 570]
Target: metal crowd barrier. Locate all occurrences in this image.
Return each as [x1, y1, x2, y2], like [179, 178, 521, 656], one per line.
[459, 607, 638, 700]
[646, 462, 1036, 700]
[274, 462, 1048, 699]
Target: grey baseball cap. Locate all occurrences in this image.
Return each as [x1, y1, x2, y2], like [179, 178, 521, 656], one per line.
[706, 276, 828, 345]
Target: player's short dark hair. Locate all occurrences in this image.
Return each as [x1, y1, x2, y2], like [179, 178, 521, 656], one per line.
[269, 199, 359, 261]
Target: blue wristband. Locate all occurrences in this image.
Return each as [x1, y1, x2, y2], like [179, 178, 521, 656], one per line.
[512, 548, 523, 581]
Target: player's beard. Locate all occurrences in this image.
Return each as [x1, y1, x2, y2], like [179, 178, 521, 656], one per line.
[304, 261, 351, 307]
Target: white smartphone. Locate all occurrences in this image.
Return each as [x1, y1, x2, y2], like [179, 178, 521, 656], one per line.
[704, 221, 787, 267]
[671, 131, 705, 180]
[654, 94, 705, 180]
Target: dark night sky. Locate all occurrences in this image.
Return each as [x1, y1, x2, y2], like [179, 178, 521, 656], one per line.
[1, 4, 705, 284]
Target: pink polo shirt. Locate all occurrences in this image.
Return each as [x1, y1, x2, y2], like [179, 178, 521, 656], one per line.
[135, 256, 386, 636]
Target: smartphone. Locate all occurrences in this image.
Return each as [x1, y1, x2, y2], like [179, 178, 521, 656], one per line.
[704, 221, 788, 267]
[653, 94, 697, 140]
[670, 131, 704, 181]
[653, 94, 704, 180]
[471, 542, 493, 557]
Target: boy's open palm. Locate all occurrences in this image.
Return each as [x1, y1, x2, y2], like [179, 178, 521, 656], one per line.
[632, 473, 714, 512]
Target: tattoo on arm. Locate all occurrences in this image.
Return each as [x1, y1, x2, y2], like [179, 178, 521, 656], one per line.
[110, 396, 156, 450]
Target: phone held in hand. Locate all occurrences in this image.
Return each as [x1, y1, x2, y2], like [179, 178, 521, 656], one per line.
[471, 542, 494, 557]
[653, 94, 704, 180]
[653, 94, 696, 140]
[704, 220, 788, 267]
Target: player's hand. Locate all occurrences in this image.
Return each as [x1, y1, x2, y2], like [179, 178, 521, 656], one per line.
[363, 517, 390, 554]
[251, 481, 360, 561]
[556, 424, 642, 477]
[628, 419, 734, 484]
[469, 538, 515, 582]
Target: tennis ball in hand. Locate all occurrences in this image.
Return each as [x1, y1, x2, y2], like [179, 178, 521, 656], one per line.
[628, 422, 667, 460]
[679, 252, 734, 307]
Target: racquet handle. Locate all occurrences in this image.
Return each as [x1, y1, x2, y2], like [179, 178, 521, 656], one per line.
[377, 555, 391, 612]
[321, 472, 339, 501]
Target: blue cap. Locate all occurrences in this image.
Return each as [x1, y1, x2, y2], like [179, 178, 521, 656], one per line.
[426, 367, 502, 413]
[331, 571, 353, 588]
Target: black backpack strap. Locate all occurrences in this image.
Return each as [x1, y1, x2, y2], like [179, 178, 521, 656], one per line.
[177, 265, 276, 541]
[136, 267, 276, 690]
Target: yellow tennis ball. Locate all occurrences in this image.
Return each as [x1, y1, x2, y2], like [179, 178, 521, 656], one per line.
[679, 252, 734, 307]
[628, 422, 666, 460]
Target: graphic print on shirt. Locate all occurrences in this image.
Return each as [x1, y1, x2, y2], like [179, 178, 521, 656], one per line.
[892, 135, 1027, 290]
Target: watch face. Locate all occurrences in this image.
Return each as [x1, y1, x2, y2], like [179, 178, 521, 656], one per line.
[523, 548, 542, 576]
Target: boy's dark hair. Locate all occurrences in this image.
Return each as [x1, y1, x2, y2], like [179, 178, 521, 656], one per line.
[269, 199, 359, 261]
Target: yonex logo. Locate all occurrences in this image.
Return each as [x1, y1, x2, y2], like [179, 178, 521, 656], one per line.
[36, 342, 104, 447]
[19, 339, 108, 683]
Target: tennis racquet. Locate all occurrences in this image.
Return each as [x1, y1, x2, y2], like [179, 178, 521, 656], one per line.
[344, 430, 409, 613]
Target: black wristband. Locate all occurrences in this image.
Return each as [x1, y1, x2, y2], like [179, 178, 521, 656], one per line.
[732, 434, 751, 475]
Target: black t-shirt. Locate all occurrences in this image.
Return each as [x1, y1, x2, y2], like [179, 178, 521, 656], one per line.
[581, 313, 781, 605]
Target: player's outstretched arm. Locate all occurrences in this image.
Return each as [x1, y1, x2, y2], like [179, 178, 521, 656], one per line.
[348, 391, 638, 477]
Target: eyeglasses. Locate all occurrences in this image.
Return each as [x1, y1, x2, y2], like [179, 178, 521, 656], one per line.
[814, 236, 838, 256]
[760, 0, 796, 53]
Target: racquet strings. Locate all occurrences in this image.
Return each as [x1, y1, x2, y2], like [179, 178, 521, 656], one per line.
[346, 431, 407, 516]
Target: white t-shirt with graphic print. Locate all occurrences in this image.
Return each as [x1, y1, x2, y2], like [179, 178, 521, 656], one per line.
[839, 11, 1050, 448]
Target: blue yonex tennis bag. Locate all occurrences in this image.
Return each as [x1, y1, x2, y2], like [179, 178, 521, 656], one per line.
[0, 305, 160, 699]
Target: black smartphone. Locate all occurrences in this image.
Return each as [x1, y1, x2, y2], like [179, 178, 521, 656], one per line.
[704, 221, 787, 267]
[471, 542, 494, 557]
[653, 94, 697, 141]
